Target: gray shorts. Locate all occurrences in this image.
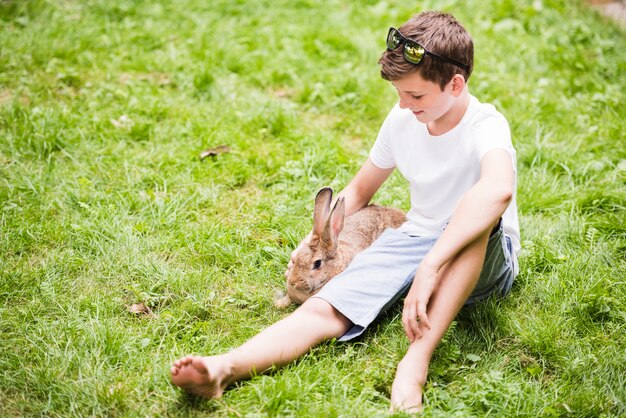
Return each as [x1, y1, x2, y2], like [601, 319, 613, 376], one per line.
[312, 223, 516, 341]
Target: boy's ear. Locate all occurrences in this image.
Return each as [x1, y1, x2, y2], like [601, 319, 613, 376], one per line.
[450, 74, 466, 96]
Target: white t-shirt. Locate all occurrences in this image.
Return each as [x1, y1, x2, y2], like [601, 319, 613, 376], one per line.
[370, 95, 521, 256]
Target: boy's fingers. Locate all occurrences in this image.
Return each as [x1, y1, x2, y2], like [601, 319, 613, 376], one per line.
[410, 318, 422, 340]
[402, 322, 413, 342]
[402, 304, 416, 342]
[402, 300, 429, 342]
[406, 304, 419, 339]
[402, 301, 429, 342]
[417, 303, 431, 330]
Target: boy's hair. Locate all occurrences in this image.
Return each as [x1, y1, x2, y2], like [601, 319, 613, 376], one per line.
[379, 11, 474, 89]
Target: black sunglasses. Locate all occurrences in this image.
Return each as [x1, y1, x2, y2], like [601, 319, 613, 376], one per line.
[386, 27, 469, 71]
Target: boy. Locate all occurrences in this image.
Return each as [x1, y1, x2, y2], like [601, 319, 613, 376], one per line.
[171, 11, 519, 412]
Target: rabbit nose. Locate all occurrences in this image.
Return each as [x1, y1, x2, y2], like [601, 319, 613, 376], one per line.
[289, 281, 310, 291]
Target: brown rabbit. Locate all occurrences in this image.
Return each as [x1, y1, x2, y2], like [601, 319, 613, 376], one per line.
[276, 187, 406, 308]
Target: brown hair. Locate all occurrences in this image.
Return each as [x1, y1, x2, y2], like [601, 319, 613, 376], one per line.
[379, 11, 473, 89]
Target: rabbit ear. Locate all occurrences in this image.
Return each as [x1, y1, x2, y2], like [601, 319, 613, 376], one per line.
[322, 196, 345, 253]
[313, 187, 333, 236]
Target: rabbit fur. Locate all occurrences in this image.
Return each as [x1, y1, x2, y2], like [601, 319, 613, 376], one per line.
[276, 187, 406, 308]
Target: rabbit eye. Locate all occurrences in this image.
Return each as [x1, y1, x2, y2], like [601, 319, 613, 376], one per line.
[313, 259, 322, 270]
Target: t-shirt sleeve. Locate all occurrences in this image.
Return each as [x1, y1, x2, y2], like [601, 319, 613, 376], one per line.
[369, 108, 397, 169]
[473, 112, 516, 171]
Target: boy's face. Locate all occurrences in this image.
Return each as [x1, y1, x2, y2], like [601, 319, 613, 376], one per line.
[392, 71, 457, 124]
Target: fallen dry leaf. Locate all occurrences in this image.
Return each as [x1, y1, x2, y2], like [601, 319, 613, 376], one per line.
[128, 302, 155, 318]
[200, 145, 231, 160]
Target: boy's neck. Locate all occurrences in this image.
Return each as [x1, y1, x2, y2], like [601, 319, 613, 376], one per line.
[427, 90, 470, 136]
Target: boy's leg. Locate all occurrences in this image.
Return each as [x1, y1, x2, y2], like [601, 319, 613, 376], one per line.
[390, 227, 492, 412]
[170, 297, 351, 398]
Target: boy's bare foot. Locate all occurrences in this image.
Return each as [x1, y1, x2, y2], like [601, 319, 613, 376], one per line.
[170, 355, 232, 398]
[390, 359, 427, 413]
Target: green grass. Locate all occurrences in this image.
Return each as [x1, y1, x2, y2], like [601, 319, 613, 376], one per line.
[1, 0, 625, 416]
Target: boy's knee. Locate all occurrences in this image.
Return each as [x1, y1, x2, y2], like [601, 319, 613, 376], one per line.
[299, 297, 351, 331]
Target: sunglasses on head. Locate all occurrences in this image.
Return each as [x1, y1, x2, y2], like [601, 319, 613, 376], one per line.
[386, 27, 469, 71]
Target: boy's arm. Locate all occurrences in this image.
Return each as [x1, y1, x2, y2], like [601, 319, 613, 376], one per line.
[285, 158, 394, 276]
[402, 148, 515, 341]
[337, 158, 395, 216]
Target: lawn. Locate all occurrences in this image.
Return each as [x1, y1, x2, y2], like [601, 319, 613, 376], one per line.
[1, 0, 625, 416]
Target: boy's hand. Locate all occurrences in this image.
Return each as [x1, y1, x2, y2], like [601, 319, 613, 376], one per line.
[402, 262, 438, 342]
